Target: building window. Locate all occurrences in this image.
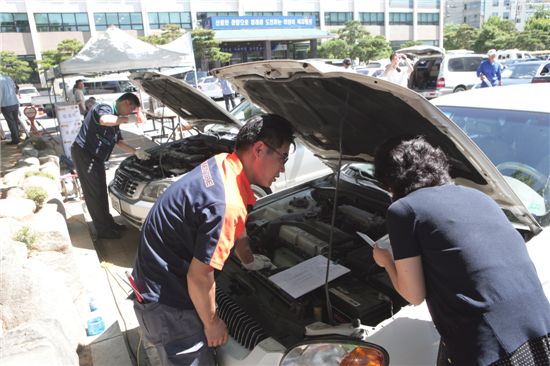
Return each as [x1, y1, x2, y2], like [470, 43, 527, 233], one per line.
[389, 12, 413, 25]
[359, 12, 384, 25]
[324, 12, 353, 26]
[288, 12, 320, 27]
[417, 0, 440, 9]
[418, 13, 439, 25]
[493, 0, 499, 6]
[389, 0, 413, 8]
[503, 12, 510, 19]
[34, 13, 90, 32]
[244, 12, 283, 16]
[0, 13, 30, 32]
[148, 12, 191, 29]
[94, 12, 143, 30]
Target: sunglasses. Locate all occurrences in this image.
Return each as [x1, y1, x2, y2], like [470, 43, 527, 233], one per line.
[263, 141, 289, 164]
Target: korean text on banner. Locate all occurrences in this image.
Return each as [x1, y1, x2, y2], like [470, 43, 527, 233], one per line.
[55, 103, 82, 160]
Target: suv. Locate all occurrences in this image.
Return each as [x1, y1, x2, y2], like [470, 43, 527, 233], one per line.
[83, 74, 150, 111]
[399, 46, 485, 99]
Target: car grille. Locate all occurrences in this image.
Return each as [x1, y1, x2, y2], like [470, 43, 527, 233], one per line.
[112, 170, 140, 198]
[216, 288, 268, 350]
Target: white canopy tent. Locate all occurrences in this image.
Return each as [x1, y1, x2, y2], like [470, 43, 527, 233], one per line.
[58, 26, 195, 76]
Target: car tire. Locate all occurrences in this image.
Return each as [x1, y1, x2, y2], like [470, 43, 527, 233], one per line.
[453, 86, 466, 93]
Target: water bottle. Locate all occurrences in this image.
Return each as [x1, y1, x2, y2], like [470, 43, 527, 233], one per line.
[86, 296, 105, 336]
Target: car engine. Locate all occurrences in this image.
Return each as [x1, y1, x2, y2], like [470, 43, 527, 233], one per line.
[216, 176, 408, 350]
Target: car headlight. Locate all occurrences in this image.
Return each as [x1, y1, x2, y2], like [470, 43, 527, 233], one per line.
[141, 180, 172, 202]
[281, 340, 388, 366]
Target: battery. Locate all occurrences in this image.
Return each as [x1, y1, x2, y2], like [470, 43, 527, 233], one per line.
[329, 276, 391, 326]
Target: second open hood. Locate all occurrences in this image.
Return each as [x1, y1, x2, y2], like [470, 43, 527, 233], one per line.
[213, 60, 540, 233]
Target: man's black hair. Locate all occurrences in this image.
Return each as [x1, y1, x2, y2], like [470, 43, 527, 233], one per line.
[390, 52, 397, 61]
[235, 114, 295, 152]
[117, 92, 141, 107]
[374, 136, 452, 200]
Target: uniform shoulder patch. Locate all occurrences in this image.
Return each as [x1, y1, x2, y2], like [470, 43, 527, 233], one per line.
[201, 161, 215, 188]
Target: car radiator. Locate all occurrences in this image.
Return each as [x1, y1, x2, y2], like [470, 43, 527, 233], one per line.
[216, 288, 268, 350]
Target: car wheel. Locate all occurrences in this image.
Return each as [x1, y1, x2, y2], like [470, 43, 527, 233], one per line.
[251, 185, 271, 199]
[453, 86, 466, 93]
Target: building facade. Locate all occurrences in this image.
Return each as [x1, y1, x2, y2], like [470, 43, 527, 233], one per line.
[445, 0, 550, 30]
[1, 0, 444, 57]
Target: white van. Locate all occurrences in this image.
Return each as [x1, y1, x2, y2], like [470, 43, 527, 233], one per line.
[399, 46, 485, 99]
[497, 49, 533, 62]
[82, 73, 151, 111]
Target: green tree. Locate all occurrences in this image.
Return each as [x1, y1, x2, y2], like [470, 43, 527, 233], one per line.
[318, 39, 349, 59]
[191, 28, 232, 70]
[139, 24, 183, 45]
[514, 9, 550, 50]
[443, 24, 479, 51]
[0, 51, 32, 82]
[320, 21, 391, 63]
[399, 40, 424, 48]
[37, 39, 84, 70]
[473, 16, 517, 53]
[355, 35, 392, 63]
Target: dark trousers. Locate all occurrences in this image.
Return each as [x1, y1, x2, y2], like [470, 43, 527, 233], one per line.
[134, 301, 216, 366]
[1, 104, 21, 143]
[71, 143, 116, 233]
[223, 93, 235, 111]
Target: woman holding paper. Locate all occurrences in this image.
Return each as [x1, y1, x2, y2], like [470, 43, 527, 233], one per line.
[371, 136, 550, 366]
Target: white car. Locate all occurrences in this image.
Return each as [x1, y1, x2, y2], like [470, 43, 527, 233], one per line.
[197, 62, 547, 366]
[197, 76, 224, 99]
[108, 72, 330, 229]
[17, 86, 40, 105]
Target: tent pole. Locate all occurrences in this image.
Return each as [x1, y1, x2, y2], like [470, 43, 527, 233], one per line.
[61, 74, 69, 102]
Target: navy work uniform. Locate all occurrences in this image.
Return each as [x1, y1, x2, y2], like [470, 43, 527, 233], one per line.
[133, 152, 256, 365]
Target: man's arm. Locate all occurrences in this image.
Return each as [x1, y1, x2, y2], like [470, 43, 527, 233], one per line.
[99, 114, 132, 126]
[233, 231, 254, 265]
[187, 258, 228, 347]
[373, 246, 426, 305]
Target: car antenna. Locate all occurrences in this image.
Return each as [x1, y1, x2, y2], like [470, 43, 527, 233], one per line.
[323, 85, 350, 325]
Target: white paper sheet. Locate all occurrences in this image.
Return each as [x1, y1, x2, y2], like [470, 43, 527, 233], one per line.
[268, 255, 350, 299]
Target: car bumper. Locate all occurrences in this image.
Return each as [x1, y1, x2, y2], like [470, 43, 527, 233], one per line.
[108, 185, 152, 229]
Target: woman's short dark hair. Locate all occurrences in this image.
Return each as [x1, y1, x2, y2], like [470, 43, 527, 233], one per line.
[235, 114, 295, 152]
[374, 136, 452, 200]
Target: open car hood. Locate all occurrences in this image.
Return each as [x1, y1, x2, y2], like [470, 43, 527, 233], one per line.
[129, 72, 241, 130]
[396, 45, 445, 57]
[213, 60, 540, 233]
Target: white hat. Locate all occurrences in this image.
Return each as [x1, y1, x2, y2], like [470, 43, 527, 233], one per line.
[487, 49, 497, 56]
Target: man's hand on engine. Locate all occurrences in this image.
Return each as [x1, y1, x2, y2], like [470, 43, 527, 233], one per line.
[135, 148, 151, 161]
[242, 254, 275, 271]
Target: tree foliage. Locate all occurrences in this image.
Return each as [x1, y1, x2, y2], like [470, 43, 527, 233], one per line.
[0, 51, 32, 82]
[191, 28, 232, 69]
[473, 16, 517, 53]
[443, 24, 479, 51]
[139, 24, 183, 45]
[319, 21, 391, 63]
[37, 39, 84, 70]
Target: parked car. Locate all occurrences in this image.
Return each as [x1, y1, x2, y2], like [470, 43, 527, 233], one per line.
[497, 49, 533, 63]
[471, 60, 550, 88]
[196, 76, 224, 99]
[399, 46, 485, 99]
[196, 61, 546, 365]
[17, 86, 40, 105]
[108, 72, 330, 229]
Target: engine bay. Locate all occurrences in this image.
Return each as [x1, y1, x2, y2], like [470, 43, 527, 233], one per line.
[216, 177, 408, 348]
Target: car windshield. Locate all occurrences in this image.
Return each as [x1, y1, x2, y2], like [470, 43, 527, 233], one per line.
[439, 106, 550, 219]
[20, 88, 37, 94]
[505, 64, 540, 79]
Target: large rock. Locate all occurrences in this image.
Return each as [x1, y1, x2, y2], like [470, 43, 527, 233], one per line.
[0, 197, 36, 219]
[2, 166, 40, 187]
[38, 148, 57, 158]
[39, 161, 61, 182]
[21, 145, 39, 158]
[0, 239, 85, 347]
[6, 187, 26, 199]
[15, 157, 40, 168]
[38, 155, 60, 167]
[25, 210, 71, 252]
[22, 175, 62, 201]
[0, 217, 24, 240]
[0, 319, 79, 366]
